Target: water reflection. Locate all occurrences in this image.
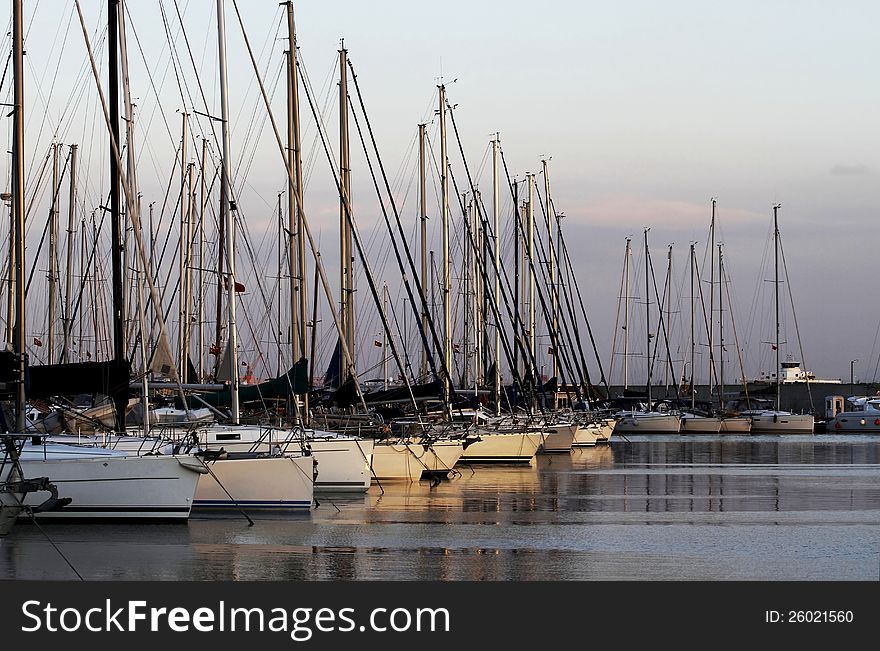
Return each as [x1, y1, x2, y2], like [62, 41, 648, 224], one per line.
[2, 437, 879, 580]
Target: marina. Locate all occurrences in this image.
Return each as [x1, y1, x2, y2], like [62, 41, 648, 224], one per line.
[0, 1, 877, 596]
[3, 437, 880, 581]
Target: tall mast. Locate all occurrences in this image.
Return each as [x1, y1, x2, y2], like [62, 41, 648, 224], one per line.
[217, 0, 239, 422]
[339, 45, 354, 380]
[47, 143, 59, 363]
[491, 135, 501, 415]
[178, 111, 188, 377]
[439, 84, 450, 401]
[718, 242, 725, 409]
[418, 123, 428, 380]
[475, 188, 483, 391]
[198, 137, 207, 380]
[284, 1, 308, 422]
[708, 197, 716, 396]
[512, 181, 519, 378]
[773, 203, 781, 412]
[382, 282, 388, 391]
[108, 0, 126, 432]
[644, 228, 652, 410]
[542, 159, 557, 408]
[623, 237, 631, 390]
[117, 0, 146, 426]
[690, 242, 696, 411]
[664, 244, 672, 391]
[62, 144, 77, 363]
[11, 0, 25, 430]
[527, 173, 536, 387]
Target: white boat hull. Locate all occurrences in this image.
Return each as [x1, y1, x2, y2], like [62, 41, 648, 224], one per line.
[16, 452, 203, 520]
[720, 417, 752, 433]
[824, 412, 880, 433]
[195, 455, 314, 509]
[613, 413, 681, 434]
[416, 438, 465, 475]
[539, 424, 576, 452]
[370, 442, 428, 481]
[680, 416, 724, 434]
[460, 431, 541, 463]
[749, 413, 814, 434]
[308, 437, 374, 492]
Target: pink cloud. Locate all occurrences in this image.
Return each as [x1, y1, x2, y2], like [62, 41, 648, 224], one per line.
[560, 195, 764, 229]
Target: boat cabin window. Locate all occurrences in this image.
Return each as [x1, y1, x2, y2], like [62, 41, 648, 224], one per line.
[215, 433, 241, 441]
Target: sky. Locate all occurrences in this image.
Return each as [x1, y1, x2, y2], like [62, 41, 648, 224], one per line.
[5, 0, 879, 387]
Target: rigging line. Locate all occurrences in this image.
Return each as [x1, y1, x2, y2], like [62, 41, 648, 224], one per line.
[124, 3, 176, 148]
[345, 61, 457, 398]
[722, 252, 751, 410]
[554, 204, 609, 395]
[691, 251, 720, 405]
[777, 233, 814, 413]
[506, 176, 580, 408]
[522, 182, 582, 406]
[230, 0, 369, 414]
[302, 82, 425, 418]
[24, 151, 71, 297]
[643, 238, 682, 404]
[447, 153, 533, 412]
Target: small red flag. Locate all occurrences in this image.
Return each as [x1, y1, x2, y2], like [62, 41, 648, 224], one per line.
[374, 340, 382, 348]
[33, 337, 42, 347]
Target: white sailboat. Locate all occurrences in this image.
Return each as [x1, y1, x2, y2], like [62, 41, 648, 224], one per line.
[747, 206, 814, 435]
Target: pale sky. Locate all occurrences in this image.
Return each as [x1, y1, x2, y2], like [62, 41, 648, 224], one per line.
[6, 1, 879, 387]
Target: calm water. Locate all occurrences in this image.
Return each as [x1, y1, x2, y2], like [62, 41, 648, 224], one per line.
[2, 435, 879, 581]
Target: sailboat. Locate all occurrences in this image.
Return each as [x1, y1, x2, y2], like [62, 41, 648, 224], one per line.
[745, 205, 814, 434]
[612, 230, 681, 434]
[679, 234, 723, 434]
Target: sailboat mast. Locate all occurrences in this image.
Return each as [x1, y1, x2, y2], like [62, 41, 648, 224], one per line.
[382, 282, 388, 391]
[339, 46, 354, 379]
[718, 243, 725, 409]
[62, 144, 77, 363]
[492, 135, 501, 415]
[178, 111, 188, 377]
[108, 0, 126, 432]
[418, 123, 429, 380]
[708, 198, 715, 398]
[773, 203, 781, 412]
[690, 242, 696, 411]
[439, 84, 451, 402]
[48, 143, 59, 363]
[11, 0, 25, 430]
[527, 173, 536, 385]
[623, 237, 631, 390]
[217, 0, 239, 422]
[198, 137, 207, 380]
[284, 1, 307, 422]
[644, 228, 652, 410]
[542, 159, 557, 408]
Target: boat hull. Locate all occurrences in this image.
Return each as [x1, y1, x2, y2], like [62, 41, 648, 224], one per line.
[16, 454, 202, 520]
[460, 431, 541, 463]
[749, 413, 814, 434]
[308, 437, 374, 492]
[719, 417, 752, 434]
[680, 416, 724, 434]
[370, 442, 428, 481]
[416, 439, 465, 476]
[539, 424, 576, 452]
[613, 414, 681, 434]
[194, 455, 314, 509]
[823, 413, 880, 433]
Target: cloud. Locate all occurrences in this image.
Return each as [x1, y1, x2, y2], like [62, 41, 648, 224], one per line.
[560, 195, 764, 229]
[830, 164, 872, 176]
